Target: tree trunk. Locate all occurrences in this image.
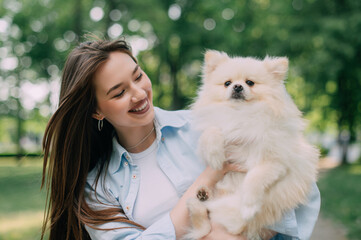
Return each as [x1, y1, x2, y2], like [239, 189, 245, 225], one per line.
[170, 61, 180, 109]
[336, 68, 352, 165]
[15, 74, 23, 161]
[338, 130, 349, 165]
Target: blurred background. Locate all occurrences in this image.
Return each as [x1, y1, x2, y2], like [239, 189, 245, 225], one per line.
[0, 0, 360, 239]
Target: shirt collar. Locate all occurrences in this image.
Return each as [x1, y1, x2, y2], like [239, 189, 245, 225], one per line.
[108, 137, 127, 174]
[153, 107, 188, 130]
[108, 107, 189, 174]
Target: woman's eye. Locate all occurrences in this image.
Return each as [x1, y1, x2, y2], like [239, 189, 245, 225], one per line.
[246, 80, 254, 86]
[136, 72, 143, 81]
[224, 80, 232, 87]
[113, 90, 125, 98]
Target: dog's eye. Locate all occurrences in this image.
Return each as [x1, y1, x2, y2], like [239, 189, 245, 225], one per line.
[224, 81, 232, 87]
[246, 80, 254, 86]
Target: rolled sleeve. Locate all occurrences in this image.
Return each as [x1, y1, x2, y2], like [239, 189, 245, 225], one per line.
[139, 213, 176, 239]
[85, 212, 176, 240]
[85, 182, 176, 240]
[269, 182, 321, 240]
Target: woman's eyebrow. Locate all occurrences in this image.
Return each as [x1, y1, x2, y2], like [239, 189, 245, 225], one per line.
[132, 65, 139, 75]
[106, 82, 123, 95]
[106, 65, 139, 95]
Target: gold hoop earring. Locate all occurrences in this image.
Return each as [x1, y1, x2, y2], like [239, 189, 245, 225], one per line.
[98, 119, 104, 132]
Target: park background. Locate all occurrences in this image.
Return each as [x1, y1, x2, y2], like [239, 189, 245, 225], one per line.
[0, 0, 360, 239]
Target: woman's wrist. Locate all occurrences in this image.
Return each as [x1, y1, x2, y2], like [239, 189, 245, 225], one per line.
[201, 166, 226, 186]
[201, 163, 247, 186]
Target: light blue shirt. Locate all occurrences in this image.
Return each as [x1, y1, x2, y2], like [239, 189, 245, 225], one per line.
[85, 107, 320, 240]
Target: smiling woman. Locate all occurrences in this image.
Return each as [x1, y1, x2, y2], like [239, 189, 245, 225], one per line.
[41, 39, 149, 240]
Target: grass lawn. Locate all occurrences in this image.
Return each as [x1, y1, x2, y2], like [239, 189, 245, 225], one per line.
[0, 157, 46, 240]
[318, 164, 361, 240]
[1, 157, 361, 240]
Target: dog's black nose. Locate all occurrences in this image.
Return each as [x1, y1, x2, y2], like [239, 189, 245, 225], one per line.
[233, 84, 243, 93]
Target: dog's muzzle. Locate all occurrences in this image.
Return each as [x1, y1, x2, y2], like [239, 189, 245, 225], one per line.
[231, 84, 245, 100]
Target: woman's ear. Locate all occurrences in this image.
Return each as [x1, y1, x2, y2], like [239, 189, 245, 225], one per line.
[92, 112, 104, 120]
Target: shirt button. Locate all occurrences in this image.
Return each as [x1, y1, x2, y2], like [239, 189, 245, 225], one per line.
[124, 162, 128, 166]
[125, 206, 130, 211]
[161, 137, 165, 142]
[132, 174, 137, 179]
[125, 154, 130, 160]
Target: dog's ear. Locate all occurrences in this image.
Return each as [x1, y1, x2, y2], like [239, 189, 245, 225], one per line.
[264, 56, 289, 81]
[203, 50, 229, 76]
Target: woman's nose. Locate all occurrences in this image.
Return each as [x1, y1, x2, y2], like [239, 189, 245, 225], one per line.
[130, 84, 146, 102]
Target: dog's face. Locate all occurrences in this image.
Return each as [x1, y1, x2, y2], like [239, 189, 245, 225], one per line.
[199, 50, 289, 107]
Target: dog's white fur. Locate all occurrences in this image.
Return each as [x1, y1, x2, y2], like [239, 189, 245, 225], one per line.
[185, 50, 319, 240]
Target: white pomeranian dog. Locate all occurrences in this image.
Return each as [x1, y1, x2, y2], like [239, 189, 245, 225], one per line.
[185, 50, 319, 240]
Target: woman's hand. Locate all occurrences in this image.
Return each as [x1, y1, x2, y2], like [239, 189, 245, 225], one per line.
[200, 222, 247, 240]
[203, 162, 247, 186]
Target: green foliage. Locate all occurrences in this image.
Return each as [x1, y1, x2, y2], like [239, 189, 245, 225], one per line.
[0, 0, 360, 159]
[318, 165, 361, 239]
[289, 0, 361, 140]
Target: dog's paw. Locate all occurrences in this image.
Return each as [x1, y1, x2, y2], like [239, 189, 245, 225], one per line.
[185, 198, 211, 240]
[187, 198, 211, 231]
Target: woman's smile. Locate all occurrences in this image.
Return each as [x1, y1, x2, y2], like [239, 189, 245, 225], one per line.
[129, 98, 150, 114]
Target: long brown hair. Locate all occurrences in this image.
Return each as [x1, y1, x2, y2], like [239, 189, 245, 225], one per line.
[41, 39, 144, 240]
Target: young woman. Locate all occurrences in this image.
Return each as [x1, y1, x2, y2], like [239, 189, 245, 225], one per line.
[41, 39, 320, 240]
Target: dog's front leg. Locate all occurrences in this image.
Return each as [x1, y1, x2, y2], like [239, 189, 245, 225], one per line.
[198, 126, 226, 170]
[184, 198, 212, 240]
[240, 161, 288, 221]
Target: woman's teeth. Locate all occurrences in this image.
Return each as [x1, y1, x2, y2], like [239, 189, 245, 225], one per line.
[130, 100, 148, 112]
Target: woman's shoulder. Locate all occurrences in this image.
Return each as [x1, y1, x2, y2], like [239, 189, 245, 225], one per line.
[154, 106, 192, 116]
[154, 107, 193, 128]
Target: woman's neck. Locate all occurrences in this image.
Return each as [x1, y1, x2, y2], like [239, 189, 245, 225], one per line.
[115, 121, 156, 153]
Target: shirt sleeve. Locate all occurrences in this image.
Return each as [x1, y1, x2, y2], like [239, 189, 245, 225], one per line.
[268, 182, 321, 240]
[84, 182, 177, 240]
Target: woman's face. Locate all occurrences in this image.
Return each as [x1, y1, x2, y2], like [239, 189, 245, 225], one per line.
[92, 51, 154, 130]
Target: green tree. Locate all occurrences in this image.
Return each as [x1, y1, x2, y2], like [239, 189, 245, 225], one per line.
[0, 0, 359, 164]
[285, 0, 361, 164]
